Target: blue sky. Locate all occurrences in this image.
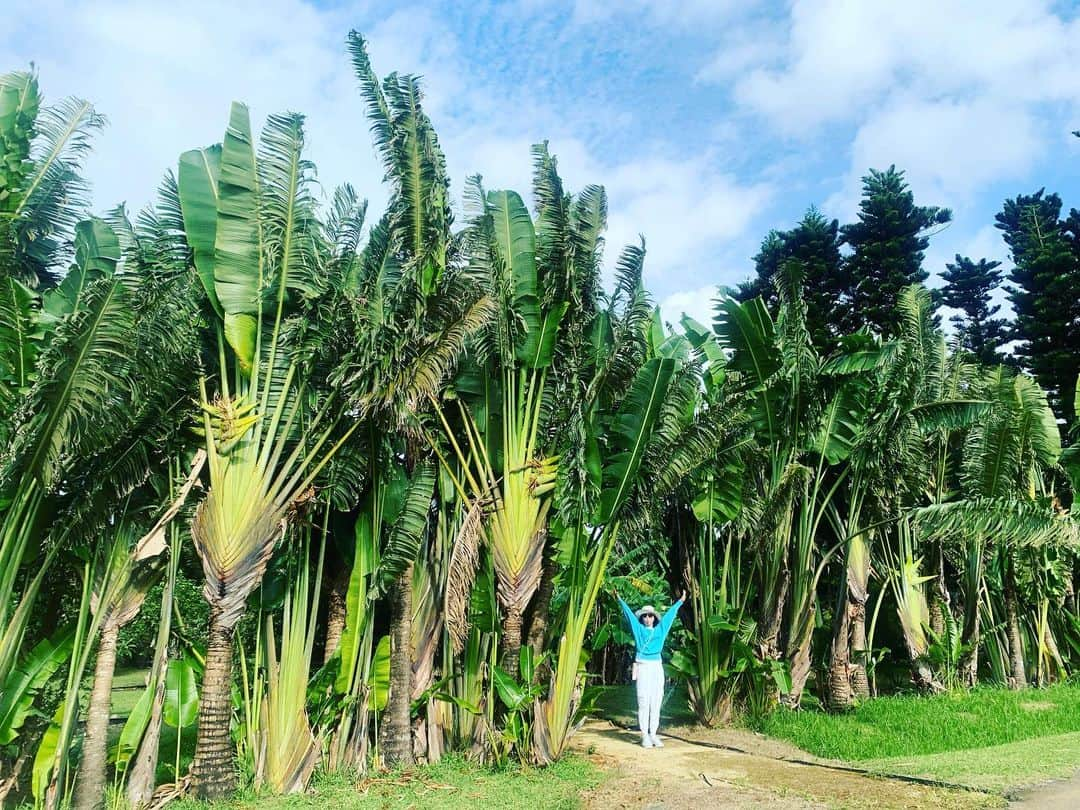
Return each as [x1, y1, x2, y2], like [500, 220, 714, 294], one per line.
[4, 0, 1080, 326]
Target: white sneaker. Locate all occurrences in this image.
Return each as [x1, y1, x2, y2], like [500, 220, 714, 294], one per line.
[641, 736, 654, 748]
[651, 735, 664, 747]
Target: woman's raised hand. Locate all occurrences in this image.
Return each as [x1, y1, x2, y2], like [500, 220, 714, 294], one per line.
[679, 588, 687, 602]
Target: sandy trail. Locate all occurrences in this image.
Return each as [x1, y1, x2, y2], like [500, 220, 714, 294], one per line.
[1008, 772, 1080, 809]
[574, 720, 1001, 809]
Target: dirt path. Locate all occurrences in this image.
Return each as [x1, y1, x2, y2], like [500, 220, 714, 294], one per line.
[1008, 771, 1080, 808]
[574, 720, 1002, 809]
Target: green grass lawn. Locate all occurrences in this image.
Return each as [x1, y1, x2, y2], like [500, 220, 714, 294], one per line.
[755, 684, 1080, 761]
[172, 755, 602, 810]
[865, 731, 1080, 791]
[111, 667, 150, 716]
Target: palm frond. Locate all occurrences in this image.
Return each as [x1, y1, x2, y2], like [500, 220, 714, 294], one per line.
[371, 461, 435, 598]
[259, 111, 322, 302]
[445, 500, 484, 655]
[14, 95, 106, 285]
[914, 499, 1080, 550]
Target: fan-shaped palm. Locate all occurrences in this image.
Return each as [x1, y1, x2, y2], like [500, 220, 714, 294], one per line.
[177, 104, 356, 799]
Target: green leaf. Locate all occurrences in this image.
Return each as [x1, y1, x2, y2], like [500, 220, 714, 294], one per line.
[112, 681, 152, 767]
[705, 614, 739, 632]
[712, 296, 779, 388]
[213, 102, 261, 371]
[177, 144, 223, 315]
[223, 312, 257, 373]
[770, 662, 793, 694]
[0, 275, 39, 421]
[815, 379, 870, 465]
[914, 498, 1080, 549]
[0, 629, 73, 744]
[371, 461, 435, 598]
[13, 274, 136, 491]
[525, 301, 568, 369]
[336, 496, 379, 694]
[487, 189, 560, 368]
[691, 459, 744, 524]
[489, 190, 537, 303]
[369, 634, 390, 711]
[163, 655, 198, 729]
[820, 343, 895, 376]
[43, 218, 121, 318]
[32, 701, 64, 803]
[596, 358, 675, 523]
[681, 314, 725, 392]
[74, 217, 121, 278]
[910, 400, 991, 433]
[492, 665, 528, 710]
[647, 306, 665, 357]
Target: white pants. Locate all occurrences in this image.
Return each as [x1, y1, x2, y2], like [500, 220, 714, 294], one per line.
[635, 660, 664, 736]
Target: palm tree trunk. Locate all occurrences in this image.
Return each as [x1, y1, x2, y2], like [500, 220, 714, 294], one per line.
[502, 604, 524, 679]
[911, 658, 942, 692]
[759, 566, 790, 663]
[850, 601, 870, 699]
[191, 613, 237, 800]
[381, 564, 414, 767]
[324, 569, 348, 665]
[525, 542, 557, 658]
[0, 745, 32, 804]
[1044, 621, 1066, 680]
[827, 589, 853, 711]
[74, 624, 120, 810]
[1005, 567, 1027, 689]
[959, 603, 980, 688]
[929, 544, 948, 638]
[782, 616, 813, 709]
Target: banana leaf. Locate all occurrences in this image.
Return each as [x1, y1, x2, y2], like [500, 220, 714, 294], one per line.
[0, 629, 73, 744]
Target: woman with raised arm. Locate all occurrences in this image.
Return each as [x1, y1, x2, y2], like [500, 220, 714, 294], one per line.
[614, 586, 686, 748]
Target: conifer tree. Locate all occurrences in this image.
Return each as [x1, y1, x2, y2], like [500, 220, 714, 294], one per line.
[940, 255, 1009, 366]
[739, 207, 853, 350]
[841, 166, 951, 337]
[995, 190, 1080, 421]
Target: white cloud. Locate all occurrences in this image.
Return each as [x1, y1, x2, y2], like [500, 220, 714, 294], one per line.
[602, 157, 771, 289]
[660, 285, 719, 330]
[957, 225, 1010, 269]
[726, 0, 1080, 132]
[823, 95, 1042, 221]
[2, 0, 381, 215]
[697, 39, 778, 84]
[854, 97, 1040, 199]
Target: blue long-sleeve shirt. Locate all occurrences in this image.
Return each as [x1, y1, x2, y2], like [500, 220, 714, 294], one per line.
[618, 597, 683, 661]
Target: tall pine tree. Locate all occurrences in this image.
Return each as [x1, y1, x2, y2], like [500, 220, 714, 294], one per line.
[841, 166, 951, 337]
[940, 255, 1009, 366]
[738, 207, 853, 350]
[995, 189, 1080, 422]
